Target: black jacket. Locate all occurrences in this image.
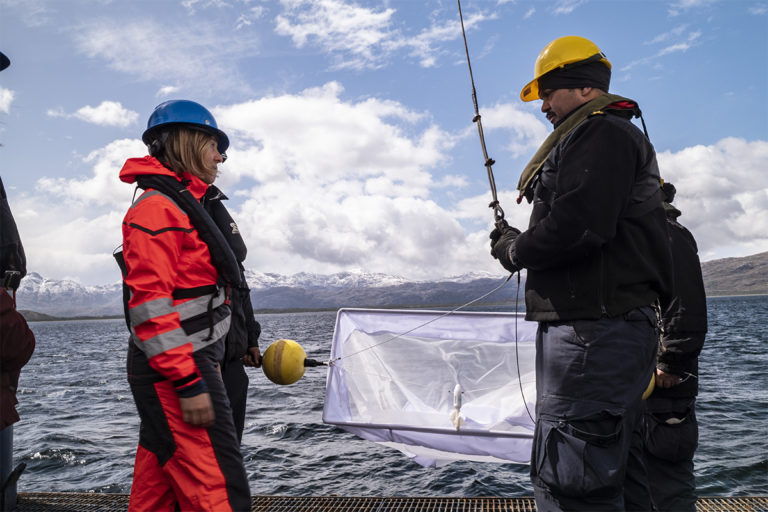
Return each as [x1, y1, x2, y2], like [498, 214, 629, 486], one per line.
[1, 177, 26, 289]
[203, 186, 261, 362]
[655, 211, 707, 398]
[513, 105, 672, 322]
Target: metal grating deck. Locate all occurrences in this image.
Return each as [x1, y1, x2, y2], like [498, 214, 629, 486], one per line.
[14, 493, 768, 511]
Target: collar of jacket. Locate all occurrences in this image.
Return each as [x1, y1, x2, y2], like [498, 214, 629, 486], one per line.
[516, 93, 640, 203]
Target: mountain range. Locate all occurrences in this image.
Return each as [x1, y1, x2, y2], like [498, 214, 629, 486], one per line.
[15, 270, 522, 319]
[14, 251, 767, 319]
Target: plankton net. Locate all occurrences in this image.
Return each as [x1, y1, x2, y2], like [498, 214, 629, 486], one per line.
[322, 308, 538, 467]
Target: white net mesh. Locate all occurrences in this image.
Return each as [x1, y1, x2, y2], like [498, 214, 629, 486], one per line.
[323, 308, 538, 467]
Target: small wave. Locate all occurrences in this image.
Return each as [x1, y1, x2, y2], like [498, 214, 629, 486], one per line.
[29, 449, 86, 466]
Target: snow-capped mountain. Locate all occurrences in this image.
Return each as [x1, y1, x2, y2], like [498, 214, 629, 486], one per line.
[243, 269, 411, 289]
[16, 272, 124, 317]
[15, 270, 521, 318]
[242, 269, 502, 290]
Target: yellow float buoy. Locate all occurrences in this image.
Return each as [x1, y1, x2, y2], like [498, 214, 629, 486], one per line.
[642, 372, 656, 400]
[262, 339, 307, 385]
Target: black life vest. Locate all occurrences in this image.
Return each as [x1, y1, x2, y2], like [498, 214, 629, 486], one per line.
[135, 174, 242, 286]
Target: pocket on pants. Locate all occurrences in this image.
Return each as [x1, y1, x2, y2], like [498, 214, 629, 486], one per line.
[644, 408, 698, 462]
[535, 411, 625, 498]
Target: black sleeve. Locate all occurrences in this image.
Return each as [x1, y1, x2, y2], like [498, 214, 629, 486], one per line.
[514, 117, 640, 270]
[658, 220, 707, 373]
[242, 286, 261, 349]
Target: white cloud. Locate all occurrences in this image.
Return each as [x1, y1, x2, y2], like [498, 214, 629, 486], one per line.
[669, 0, 718, 16]
[657, 31, 701, 56]
[26, 82, 767, 283]
[157, 85, 181, 97]
[181, 0, 230, 14]
[71, 19, 259, 93]
[236, 6, 267, 29]
[646, 25, 688, 45]
[214, 81, 449, 190]
[22, 81, 558, 281]
[0, 0, 51, 27]
[13, 137, 147, 284]
[46, 107, 65, 118]
[656, 137, 768, 260]
[75, 101, 139, 127]
[0, 87, 14, 113]
[36, 138, 146, 208]
[552, 0, 586, 15]
[479, 102, 549, 158]
[434, 174, 469, 189]
[274, 0, 493, 70]
[621, 28, 702, 72]
[275, 0, 397, 70]
[45, 101, 139, 128]
[406, 12, 494, 68]
[209, 81, 517, 278]
[748, 4, 768, 15]
[19, 206, 126, 285]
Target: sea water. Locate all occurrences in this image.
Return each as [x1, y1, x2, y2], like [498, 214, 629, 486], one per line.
[10, 295, 768, 496]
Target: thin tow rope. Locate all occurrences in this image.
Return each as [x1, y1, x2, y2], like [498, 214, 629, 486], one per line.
[329, 274, 513, 364]
[459, 0, 531, 423]
[514, 272, 535, 424]
[458, 0, 505, 228]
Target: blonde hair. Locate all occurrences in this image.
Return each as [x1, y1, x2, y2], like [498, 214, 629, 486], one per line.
[160, 127, 218, 182]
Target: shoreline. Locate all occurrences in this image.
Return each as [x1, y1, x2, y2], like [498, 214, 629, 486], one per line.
[18, 293, 768, 322]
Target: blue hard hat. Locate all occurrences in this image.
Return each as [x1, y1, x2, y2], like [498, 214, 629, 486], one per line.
[142, 99, 229, 153]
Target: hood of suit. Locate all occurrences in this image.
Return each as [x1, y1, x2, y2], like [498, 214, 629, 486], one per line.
[119, 156, 209, 199]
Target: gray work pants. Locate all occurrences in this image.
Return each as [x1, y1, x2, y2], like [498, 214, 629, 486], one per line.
[643, 397, 698, 512]
[530, 307, 658, 512]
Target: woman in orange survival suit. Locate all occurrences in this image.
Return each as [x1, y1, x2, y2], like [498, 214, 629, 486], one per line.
[119, 100, 250, 511]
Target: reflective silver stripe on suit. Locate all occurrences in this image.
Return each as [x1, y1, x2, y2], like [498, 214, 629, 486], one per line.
[173, 291, 227, 321]
[134, 313, 231, 358]
[129, 286, 230, 357]
[129, 297, 174, 328]
[128, 288, 227, 327]
[131, 189, 184, 214]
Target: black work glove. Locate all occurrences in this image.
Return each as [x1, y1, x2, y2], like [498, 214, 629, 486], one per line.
[489, 221, 521, 273]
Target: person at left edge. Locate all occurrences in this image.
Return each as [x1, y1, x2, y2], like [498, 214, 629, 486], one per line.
[119, 100, 250, 512]
[1, 50, 37, 512]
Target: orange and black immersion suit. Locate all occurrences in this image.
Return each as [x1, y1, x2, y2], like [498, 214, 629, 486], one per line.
[119, 156, 250, 512]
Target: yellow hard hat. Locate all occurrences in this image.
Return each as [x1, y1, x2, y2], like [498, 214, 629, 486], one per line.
[520, 36, 612, 102]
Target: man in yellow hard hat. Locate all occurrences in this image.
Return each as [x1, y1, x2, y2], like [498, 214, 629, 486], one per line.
[490, 36, 672, 511]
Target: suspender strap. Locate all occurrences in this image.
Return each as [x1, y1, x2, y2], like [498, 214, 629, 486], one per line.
[172, 285, 218, 300]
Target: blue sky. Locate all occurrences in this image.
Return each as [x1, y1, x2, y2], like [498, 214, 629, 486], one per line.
[1, 0, 766, 286]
